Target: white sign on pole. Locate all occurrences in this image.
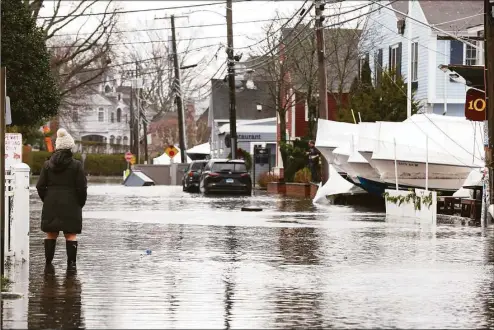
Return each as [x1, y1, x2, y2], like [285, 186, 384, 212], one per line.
[5, 96, 12, 125]
[5, 133, 22, 169]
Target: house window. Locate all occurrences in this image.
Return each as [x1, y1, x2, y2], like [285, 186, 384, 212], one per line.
[359, 57, 366, 80]
[98, 108, 105, 122]
[110, 135, 115, 145]
[117, 108, 122, 122]
[116, 136, 122, 145]
[465, 41, 478, 65]
[118, 93, 121, 101]
[305, 99, 309, 122]
[124, 114, 128, 124]
[111, 112, 115, 123]
[374, 49, 383, 86]
[411, 41, 418, 82]
[390, 44, 399, 72]
[105, 85, 111, 94]
[123, 136, 129, 145]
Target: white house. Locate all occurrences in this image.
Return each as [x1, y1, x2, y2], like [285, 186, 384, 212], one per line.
[61, 73, 133, 154]
[362, 0, 484, 116]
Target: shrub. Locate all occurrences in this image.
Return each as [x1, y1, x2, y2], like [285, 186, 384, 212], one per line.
[294, 167, 312, 183]
[257, 171, 280, 188]
[26, 151, 127, 176]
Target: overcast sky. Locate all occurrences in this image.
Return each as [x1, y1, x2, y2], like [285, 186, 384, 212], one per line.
[38, 1, 368, 112]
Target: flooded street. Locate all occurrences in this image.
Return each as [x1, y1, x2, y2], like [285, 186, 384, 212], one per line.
[2, 184, 494, 329]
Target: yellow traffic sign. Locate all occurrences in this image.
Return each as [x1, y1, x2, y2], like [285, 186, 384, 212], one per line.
[130, 155, 136, 165]
[165, 145, 178, 159]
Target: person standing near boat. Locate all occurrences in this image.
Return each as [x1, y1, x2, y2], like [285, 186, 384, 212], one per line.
[36, 128, 88, 269]
[307, 140, 320, 183]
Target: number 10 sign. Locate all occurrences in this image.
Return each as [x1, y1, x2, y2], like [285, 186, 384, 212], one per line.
[465, 88, 486, 121]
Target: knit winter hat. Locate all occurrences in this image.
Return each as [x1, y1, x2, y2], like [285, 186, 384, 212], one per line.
[55, 128, 75, 150]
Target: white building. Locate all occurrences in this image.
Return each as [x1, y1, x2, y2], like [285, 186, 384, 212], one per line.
[361, 0, 484, 116]
[61, 73, 133, 154]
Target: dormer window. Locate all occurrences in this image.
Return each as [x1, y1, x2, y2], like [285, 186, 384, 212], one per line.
[105, 85, 111, 93]
[117, 108, 122, 122]
[118, 93, 121, 101]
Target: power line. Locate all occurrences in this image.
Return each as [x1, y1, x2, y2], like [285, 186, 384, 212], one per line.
[47, 34, 247, 48]
[38, 0, 252, 19]
[52, 17, 294, 37]
[48, 40, 221, 52]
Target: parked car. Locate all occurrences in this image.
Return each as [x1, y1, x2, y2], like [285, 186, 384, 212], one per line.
[182, 160, 208, 192]
[199, 159, 252, 196]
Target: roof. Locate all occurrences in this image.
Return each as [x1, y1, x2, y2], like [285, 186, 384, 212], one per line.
[439, 65, 485, 89]
[390, 1, 483, 30]
[209, 79, 277, 121]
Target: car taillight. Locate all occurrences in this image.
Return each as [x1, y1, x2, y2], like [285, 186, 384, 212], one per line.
[240, 173, 250, 177]
[208, 172, 219, 177]
[188, 172, 194, 177]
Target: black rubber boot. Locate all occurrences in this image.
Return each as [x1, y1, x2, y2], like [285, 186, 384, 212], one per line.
[66, 240, 78, 268]
[44, 239, 57, 265]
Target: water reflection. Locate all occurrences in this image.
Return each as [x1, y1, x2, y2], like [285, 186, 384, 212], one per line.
[278, 227, 320, 265]
[3, 185, 494, 329]
[28, 267, 84, 329]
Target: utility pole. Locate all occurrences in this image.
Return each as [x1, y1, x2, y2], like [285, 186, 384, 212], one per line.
[171, 14, 187, 163]
[129, 73, 134, 155]
[0, 68, 5, 279]
[143, 116, 149, 164]
[315, 0, 328, 120]
[486, 0, 494, 223]
[226, 0, 238, 158]
[134, 61, 141, 164]
[406, 0, 413, 118]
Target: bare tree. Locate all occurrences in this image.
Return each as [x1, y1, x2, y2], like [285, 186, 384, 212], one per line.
[130, 29, 205, 120]
[29, 0, 119, 98]
[324, 2, 377, 116]
[246, 12, 307, 170]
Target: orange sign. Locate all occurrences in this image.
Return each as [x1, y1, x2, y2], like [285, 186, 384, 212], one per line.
[165, 145, 178, 159]
[465, 88, 486, 121]
[44, 137, 54, 152]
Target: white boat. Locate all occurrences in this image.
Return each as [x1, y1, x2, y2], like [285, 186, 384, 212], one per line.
[369, 114, 483, 192]
[315, 119, 357, 175]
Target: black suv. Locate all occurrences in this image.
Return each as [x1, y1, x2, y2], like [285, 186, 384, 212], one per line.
[199, 159, 252, 196]
[182, 160, 208, 192]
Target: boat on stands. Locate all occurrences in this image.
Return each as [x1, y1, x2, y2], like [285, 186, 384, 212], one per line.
[315, 114, 483, 196]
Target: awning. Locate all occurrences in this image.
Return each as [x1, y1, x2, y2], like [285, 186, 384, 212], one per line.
[438, 64, 485, 89]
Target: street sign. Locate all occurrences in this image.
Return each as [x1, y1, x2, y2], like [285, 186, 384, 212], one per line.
[125, 152, 133, 162]
[165, 145, 179, 159]
[465, 88, 486, 121]
[5, 133, 22, 169]
[130, 155, 136, 165]
[5, 96, 12, 125]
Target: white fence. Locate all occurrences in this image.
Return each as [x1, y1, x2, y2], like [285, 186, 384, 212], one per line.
[384, 188, 437, 225]
[2, 163, 30, 326]
[3, 163, 30, 263]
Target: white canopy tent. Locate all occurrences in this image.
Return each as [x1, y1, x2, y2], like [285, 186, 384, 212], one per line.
[187, 142, 210, 155]
[153, 146, 192, 165]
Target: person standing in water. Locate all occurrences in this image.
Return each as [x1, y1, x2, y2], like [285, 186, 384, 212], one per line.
[307, 140, 320, 183]
[36, 128, 87, 268]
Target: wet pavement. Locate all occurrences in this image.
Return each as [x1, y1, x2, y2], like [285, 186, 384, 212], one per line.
[2, 184, 494, 329]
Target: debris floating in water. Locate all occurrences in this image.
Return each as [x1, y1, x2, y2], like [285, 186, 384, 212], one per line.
[241, 207, 263, 212]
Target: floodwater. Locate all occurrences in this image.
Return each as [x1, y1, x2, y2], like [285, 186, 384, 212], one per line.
[2, 184, 494, 329]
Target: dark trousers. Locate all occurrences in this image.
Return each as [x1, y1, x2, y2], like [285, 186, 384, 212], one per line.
[309, 163, 319, 183]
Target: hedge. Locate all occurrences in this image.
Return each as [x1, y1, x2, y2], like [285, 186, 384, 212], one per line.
[26, 151, 128, 176]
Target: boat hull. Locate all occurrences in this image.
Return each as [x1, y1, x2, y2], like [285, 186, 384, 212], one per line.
[371, 159, 478, 192]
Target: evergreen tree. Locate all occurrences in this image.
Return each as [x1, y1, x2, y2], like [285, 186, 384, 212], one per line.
[339, 60, 421, 123]
[2, 0, 60, 126]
